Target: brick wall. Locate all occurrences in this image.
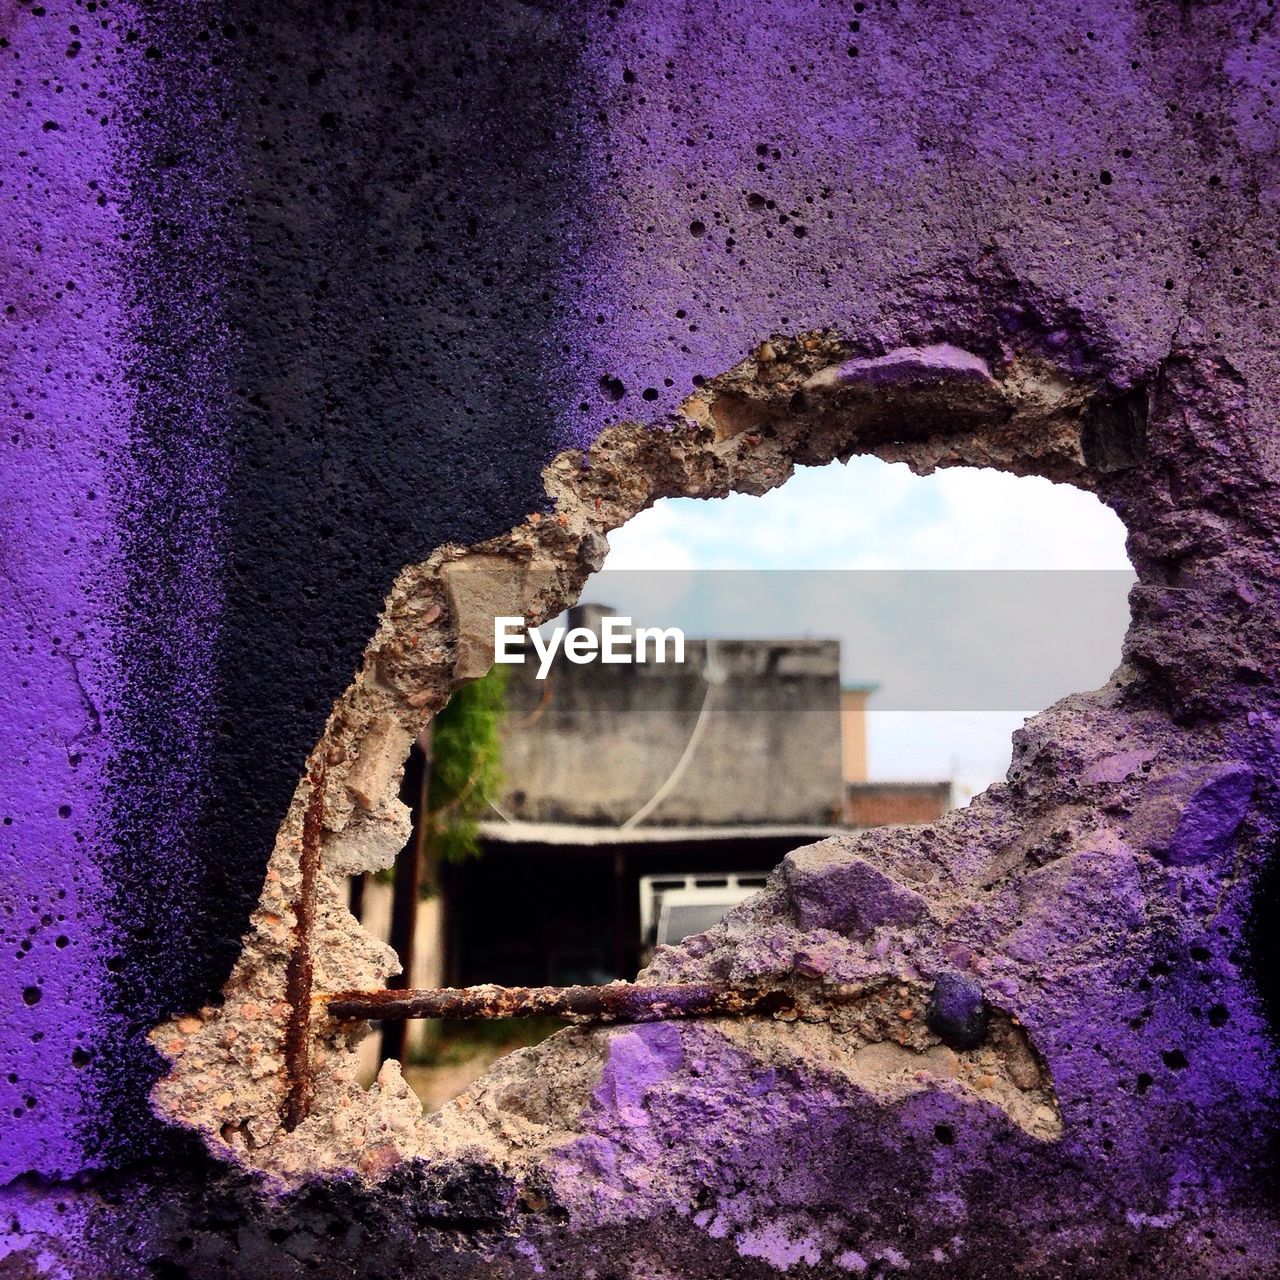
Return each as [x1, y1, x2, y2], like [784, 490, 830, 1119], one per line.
[846, 782, 952, 827]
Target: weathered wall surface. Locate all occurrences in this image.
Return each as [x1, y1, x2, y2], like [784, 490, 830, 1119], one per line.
[1, 0, 1277, 1277]
[500, 636, 845, 826]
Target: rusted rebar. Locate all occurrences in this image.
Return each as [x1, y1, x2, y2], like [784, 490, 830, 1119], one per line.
[281, 757, 327, 1132]
[325, 981, 802, 1025]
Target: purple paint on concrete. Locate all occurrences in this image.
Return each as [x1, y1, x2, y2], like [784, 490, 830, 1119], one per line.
[813, 343, 994, 389]
[0, 1, 1277, 1273]
[554, 0, 1203, 447]
[0, 2, 130, 1180]
[0, 0, 238, 1176]
[82, 0, 241, 1164]
[1127, 763, 1256, 868]
[1165, 765, 1254, 867]
[924, 973, 988, 1051]
[1083, 748, 1157, 785]
[784, 846, 928, 937]
[593, 1022, 684, 1120]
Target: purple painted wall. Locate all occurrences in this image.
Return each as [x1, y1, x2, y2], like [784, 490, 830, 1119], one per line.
[1, 0, 125, 1177]
[1, 0, 1277, 1275]
[2, 0, 240, 1177]
[558, 0, 1200, 433]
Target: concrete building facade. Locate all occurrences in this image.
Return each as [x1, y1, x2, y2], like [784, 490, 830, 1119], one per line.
[500, 608, 846, 828]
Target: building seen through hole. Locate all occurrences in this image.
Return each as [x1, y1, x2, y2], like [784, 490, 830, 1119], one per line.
[349, 601, 952, 1094]
[451, 602, 950, 983]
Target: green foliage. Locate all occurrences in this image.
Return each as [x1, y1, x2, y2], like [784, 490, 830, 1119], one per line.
[424, 665, 510, 865]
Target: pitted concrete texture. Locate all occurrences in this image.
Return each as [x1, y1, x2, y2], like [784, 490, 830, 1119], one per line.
[2, 0, 1278, 1276]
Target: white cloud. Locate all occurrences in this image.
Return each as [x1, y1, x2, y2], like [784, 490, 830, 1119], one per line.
[602, 458, 1132, 572]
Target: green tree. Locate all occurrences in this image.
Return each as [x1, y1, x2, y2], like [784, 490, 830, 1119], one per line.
[419, 665, 510, 875]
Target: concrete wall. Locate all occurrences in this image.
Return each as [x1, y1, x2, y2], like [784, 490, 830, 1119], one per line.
[501, 636, 845, 826]
[2, 1, 1278, 1276]
[839, 688, 871, 783]
[845, 781, 953, 828]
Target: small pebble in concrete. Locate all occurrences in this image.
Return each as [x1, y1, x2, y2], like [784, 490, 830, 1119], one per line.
[925, 974, 989, 1051]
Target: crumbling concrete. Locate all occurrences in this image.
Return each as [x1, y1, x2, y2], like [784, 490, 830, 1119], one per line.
[147, 341, 1091, 1167]
[136, 330, 1280, 1274]
[4, 0, 1278, 1275]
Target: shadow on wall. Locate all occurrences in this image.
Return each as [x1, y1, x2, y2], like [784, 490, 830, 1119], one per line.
[80, 1, 588, 1167]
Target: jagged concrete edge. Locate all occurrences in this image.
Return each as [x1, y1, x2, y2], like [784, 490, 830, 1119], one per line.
[146, 331, 1115, 1184]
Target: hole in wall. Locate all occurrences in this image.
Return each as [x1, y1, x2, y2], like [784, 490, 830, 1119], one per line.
[148, 332, 1153, 1176]
[348, 456, 1130, 1109]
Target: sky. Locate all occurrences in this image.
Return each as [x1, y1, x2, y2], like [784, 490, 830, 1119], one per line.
[590, 458, 1134, 803]
[599, 457, 1133, 573]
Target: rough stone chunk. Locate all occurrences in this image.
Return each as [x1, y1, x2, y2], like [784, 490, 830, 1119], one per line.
[783, 845, 929, 937]
[441, 556, 555, 681]
[803, 343, 994, 391]
[344, 715, 414, 813]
